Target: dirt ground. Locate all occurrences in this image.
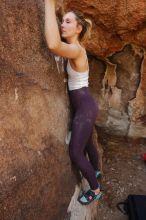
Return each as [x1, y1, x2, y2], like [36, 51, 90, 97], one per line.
[97, 136, 146, 220]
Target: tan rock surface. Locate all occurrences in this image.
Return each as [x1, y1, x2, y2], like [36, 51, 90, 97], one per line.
[0, 0, 146, 220]
[0, 1, 75, 219]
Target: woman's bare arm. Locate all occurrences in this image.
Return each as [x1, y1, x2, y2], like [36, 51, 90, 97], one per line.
[44, 0, 81, 58]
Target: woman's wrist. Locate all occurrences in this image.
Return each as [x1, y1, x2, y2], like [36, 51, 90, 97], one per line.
[45, 0, 56, 9]
[45, 0, 56, 7]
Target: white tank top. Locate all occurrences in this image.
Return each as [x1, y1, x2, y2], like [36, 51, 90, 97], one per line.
[67, 60, 89, 91]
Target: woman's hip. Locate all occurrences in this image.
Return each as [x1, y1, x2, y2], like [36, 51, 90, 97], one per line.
[69, 87, 98, 116]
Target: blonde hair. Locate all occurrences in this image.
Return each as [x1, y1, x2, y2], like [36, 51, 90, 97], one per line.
[70, 10, 92, 43]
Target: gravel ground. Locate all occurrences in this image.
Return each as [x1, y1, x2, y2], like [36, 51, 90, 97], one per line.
[97, 137, 146, 220]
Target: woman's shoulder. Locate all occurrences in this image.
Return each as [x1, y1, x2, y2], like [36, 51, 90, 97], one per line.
[70, 42, 86, 53]
[69, 46, 88, 72]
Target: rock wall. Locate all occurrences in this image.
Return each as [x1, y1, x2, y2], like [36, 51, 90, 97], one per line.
[0, 1, 75, 219]
[0, 0, 146, 220]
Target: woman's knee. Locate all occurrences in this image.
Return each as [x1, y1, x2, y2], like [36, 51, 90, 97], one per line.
[69, 145, 81, 163]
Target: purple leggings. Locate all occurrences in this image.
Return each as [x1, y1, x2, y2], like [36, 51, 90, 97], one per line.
[68, 87, 99, 190]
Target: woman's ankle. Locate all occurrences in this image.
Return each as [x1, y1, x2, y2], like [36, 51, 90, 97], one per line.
[91, 187, 100, 195]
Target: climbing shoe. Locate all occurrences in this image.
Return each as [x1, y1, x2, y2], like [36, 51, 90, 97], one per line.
[78, 189, 103, 205]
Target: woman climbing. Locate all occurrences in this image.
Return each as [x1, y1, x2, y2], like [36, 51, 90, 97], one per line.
[44, 0, 102, 205]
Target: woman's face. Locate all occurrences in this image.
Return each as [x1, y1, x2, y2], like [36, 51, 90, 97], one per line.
[61, 12, 82, 40]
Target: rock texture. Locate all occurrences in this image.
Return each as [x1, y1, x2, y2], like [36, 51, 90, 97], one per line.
[0, 0, 146, 220]
[0, 1, 75, 220]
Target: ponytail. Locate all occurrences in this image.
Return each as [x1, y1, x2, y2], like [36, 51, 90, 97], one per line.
[83, 18, 92, 42]
[71, 11, 92, 43]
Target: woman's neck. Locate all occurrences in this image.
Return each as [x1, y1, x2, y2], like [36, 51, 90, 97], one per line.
[66, 38, 85, 50]
[66, 37, 79, 45]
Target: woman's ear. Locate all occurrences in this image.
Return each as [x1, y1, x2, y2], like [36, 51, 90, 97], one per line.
[76, 24, 82, 34]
